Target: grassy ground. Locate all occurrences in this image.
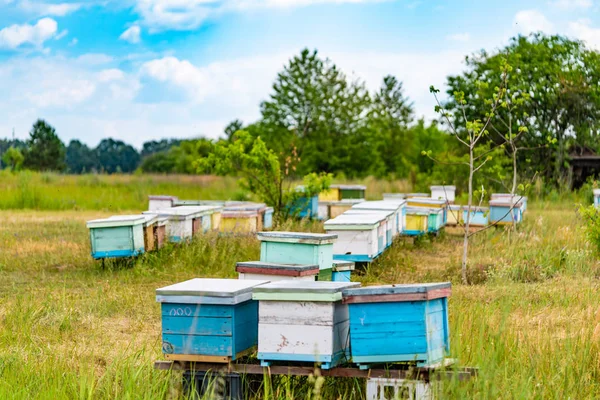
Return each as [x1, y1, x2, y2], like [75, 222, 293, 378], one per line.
[0, 175, 598, 399]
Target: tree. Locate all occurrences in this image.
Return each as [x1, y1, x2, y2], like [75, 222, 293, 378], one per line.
[446, 34, 600, 183]
[368, 75, 415, 177]
[196, 130, 331, 221]
[0, 138, 26, 170]
[141, 139, 182, 157]
[95, 138, 140, 174]
[23, 119, 66, 172]
[429, 60, 508, 284]
[66, 140, 98, 174]
[224, 120, 244, 142]
[259, 48, 372, 177]
[2, 147, 24, 172]
[139, 138, 214, 174]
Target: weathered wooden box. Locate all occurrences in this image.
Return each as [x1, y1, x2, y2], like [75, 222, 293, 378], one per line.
[489, 199, 522, 225]
[446, 205, 463, 226]
[319, 184, 367, 201]
[263, 207, 274, 229]
[332, 260, 355, 282]
[291, 194, 319, 219]
[148, 206, 220, 242]
[155, 216, 169, 249]
[491, 193, 528, 213]
[156, 278, 268, 362]
[328, 200, 365, 219]
[108, 214, 158, 252]
[463, 206, 489, 227]
[426, 208, 445, 233]
[342, 282, 451, 368]
[257, 232, 337, 281]
[253, 280, 360, 369]
[344, 209, 394, 248]
[430, 185, 456, 203]
[407, 198, 448, 226]
[406, 193, 429, 199]
[383, 193, 407, 201]
[148, 195, 179, 212]
[403, 208, 429, 236]
[351, 200, 406, 236]
[220, 210, 260, 234]
[87, 215, 146, 259]
[236, 261, 319, 281]
[225, 202, 268, 231]
[324, 214, 386, 262]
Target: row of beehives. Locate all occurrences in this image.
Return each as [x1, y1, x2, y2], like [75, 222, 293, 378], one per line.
[157, 230, 452, 370]
[85, 200, 274, 260]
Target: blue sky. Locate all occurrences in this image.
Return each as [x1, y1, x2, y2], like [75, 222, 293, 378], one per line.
[0, 0, 599, 147]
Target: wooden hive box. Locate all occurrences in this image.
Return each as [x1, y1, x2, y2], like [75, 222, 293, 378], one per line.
[336, 184, 367, 200]
[224, 202, 267, 231]
[145, 206, 218, 242]
[253, 280, 360, 369]
[291, 186, 319, 219]
[324, 214, 386, 263]
[175, 206, 222, 235]
[156, 278, 269, 363]
[86, 215, 146, 259]
[446, 205, 463, 226]
[403, 208, 429, 236]
[382, 193, 407, 201]
[109, 214, 159, 252]
[407, 197, 448, 226]
[491, 193, 528, 213]
[344, 209, 394, 248]
[430, 185, 456, 203]
[489, 199, 522, 225]
[462, 206, 489, 227]
[154, 216, 169, 249]
[257, 232, 337, 281]
[263, 207, 274, 229]
[331, 260, 355, 282]
[318, 187, 341, 202]
[351, 200, 406, 237]
[148, 195, 178, 212]
[220, 210, 260, 234]
[342, 282, 451, 369]
[406, 193, 429, 199]
[236, 261, 319, 281]
[425, 208, 445, 233]
[327, 199, 365, 219]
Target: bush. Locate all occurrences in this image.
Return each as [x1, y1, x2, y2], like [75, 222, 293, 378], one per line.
[579, 205, 600, 254]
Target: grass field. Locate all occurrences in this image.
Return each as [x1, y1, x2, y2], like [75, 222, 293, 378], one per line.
[0, 173, 599, 399]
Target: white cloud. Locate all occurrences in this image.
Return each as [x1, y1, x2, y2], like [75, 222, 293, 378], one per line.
[19, 0, 82, 16]
[69, 37, 78, 46]
[135, 0, 391, 31]
[98, 68, 126, 82]
[569, 19, 600, 49]
[55, 29, 68, 40]
[446, 33, 470, 42]
[119, 25, 141, 44]
[0, 18, 58, 49]
[514, 10, 553, 34]
[550, 0, 592, 9]
[76, 53, 114, 65]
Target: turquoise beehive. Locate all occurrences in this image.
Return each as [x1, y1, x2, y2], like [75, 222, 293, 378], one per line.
[156, 278, 268, 362]
[332, 260, 355, 282]
[342, 282, 451, 369]
[86, 215, 146, 259]
[257, 231, 337, 281]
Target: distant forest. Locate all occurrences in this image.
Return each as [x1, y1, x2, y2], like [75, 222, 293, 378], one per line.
[3, 34, 600, 191]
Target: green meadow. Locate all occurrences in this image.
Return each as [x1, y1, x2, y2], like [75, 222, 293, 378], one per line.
[0, 172, 598, 399]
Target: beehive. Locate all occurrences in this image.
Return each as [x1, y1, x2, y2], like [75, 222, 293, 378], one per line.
[489, 199, 522, 225]
[146, 206, 221, 242]
[148, 195, 179, 212]
[430, 185, 456, 203]
[253, 280, 360, 369]
[220, 210, 260, 234]
[257, 232, 337, 281]
[463, 206, 489, 227]
[351, 200, 406, 236]
[107, 214, 158, 252]
[87, 215, 146, 259]
[382, 193, 407, 201]
[263, 207, 274, 229]
[407, 197, 448, 226]
[154, 216, 169, 249]
[491, 193, 528, 213]
[446, 205, 463, 226]
[336, 184, 367, 200]
[403, 208, 429, 236]
[236, 261, 319, 281]
[426, 208, 445, 233]
[156, 278, 268, 362]
[344, 209, 394, 248]
[342, 282, 451, 368]
[332, 260, 355, 282]
[225, 202, 268, 231]
[406, 193, 429, 199]
[324, 213, 386, 262]
[327, 200, 365, 219]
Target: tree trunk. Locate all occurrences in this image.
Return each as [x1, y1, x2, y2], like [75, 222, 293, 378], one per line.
[462, 146, 474, 284]
[511, 146, 518, 232]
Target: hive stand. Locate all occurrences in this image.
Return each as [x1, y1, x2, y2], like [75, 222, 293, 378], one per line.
[366, 377, 433, 400]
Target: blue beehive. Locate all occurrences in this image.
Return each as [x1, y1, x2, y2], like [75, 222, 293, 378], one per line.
[342, 282, 451, 369]
[463, 206, 489, 227]
[156, 278, 268, 362]
[332, 260, 355, 282]
[263, 207, 274, 229]
[86, 215, 146, 259]
[489, 199, 522, 225]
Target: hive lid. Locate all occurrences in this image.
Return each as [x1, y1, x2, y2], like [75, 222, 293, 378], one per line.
[489, 199, 522, 207]
[156, 278, 269, 305]
[257, 231, 337, 244]
[224, 202, 267, 212]
[86, 215, 145, 228]
[406, 193, 430, 197]
[405, 207, 432, 216]
[383, 193, 407, 199]
[332, 260, 355, 271]
[149, 195, 178, 201]
[430, 185, 456, 191]
[252, 281, 360, 302]
[407, 197, 447, 205]
[342, 282, 451, 304]
[352, 201, 404, 211]
[344, 209, 394, 218]
[447, 205, 462, 211]
[222, 210, 260, 218]
[236, 261, 319, 276]
[331, 184, 367, 190]
[324, 213, 385, 230]
[149, 206, 220, 219]
[465, 206, 489, 212]
[109, 214, 158, 226]
[175, 200, 225, 206]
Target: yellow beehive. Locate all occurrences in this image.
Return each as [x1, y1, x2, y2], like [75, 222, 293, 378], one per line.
[219, 211, 259, 233]
[318, 187, 341, 201]
[211, 211, 222, 231]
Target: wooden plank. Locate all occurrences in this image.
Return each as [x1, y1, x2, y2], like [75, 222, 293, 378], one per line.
[236, 266, 319, 277]
[258, 301, 336, 326]
[164, 348, 255, 363]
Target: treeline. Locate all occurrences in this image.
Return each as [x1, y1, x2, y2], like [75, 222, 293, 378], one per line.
[3, 33, 600, 190]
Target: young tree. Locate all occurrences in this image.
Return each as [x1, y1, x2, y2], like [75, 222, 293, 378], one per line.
[95, 138, 140, 174]
[196, 130, 331, 221]
[23, 119, 66, 172]
[224, 119, 244, 142]
[2, 146, 24, 172]
[429, 63, 508, 284]
[66, 140, 98, 174]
